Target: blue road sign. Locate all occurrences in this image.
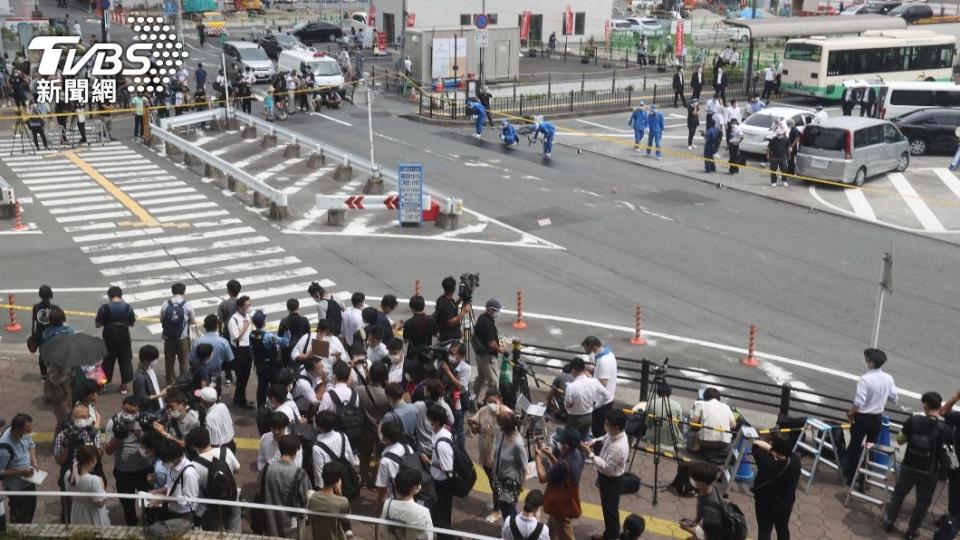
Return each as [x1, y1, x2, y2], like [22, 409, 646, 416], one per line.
[398, 163, 424, 227]
[101, 0, 110, 10]
[475, 14, 488, 29]
[164, 0, 177, 16]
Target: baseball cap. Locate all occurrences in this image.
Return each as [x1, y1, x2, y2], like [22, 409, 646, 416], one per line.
[199, 387, 218, 403]
[485, 299, 502, 312]
[251, 310, 267, 327]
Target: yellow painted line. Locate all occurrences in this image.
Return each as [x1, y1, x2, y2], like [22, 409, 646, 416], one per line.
[53, 151, 161, 228]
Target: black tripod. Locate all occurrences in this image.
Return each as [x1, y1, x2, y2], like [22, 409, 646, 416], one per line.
[628, 358, 683, 506]
[9, 116, 30, 155]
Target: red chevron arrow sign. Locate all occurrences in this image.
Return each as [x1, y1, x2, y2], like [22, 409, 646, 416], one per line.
[384, 195, 399, 210]
[345, 195, 365, 209]
[315, 193, 430, 211]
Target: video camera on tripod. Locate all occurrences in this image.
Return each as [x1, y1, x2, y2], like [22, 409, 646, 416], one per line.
[457, 272, 479, 305]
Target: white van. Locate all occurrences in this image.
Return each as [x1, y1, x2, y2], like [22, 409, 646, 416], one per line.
[876, 81, 960, 120]
[277, 48, 345, 89]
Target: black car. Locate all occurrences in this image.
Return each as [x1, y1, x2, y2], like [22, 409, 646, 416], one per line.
[889, 3, 933, 23]
[293, 22, 343, 45]
[891, 108, 960, 155]
[258, 33, 303, 59]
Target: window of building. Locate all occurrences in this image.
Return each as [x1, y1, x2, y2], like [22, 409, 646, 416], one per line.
[460, 14, 471, 26]
[575, 12, 585, 35]
[487, 13, 498, 24]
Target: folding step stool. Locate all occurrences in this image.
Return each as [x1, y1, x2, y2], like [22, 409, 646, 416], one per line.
[793, 417, 842, 493]
[844, 443, 898, 508]
[718, 427, 758, 495]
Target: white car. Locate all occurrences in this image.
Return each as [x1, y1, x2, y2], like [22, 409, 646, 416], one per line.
[624, 17, 664, 36]
[739, 106, 816, 154]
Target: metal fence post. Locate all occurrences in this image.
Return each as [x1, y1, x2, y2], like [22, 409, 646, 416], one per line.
[419, 90, 423, 115]
[639, 359, 651, 402]
[778, 383, 792, 418]
[653, 84, 658, 105]
[643, 74, 647, 91]
[581, 71, 585, 93]
[548, 72, 551, 97]
[628, 86, 632, 107]
[513, 80, 517, 100]
[569, 89, 574, 112]
[612, 68, 616, 93]
[520, 94, 524, 117]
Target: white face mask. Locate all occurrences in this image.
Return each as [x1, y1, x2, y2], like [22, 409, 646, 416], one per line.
[73, 418, 93, 429]
[390, 353, 403, 365]
[168, 409, 182, 419]
[491, 311, 500, 320]
[486, 402, 498, 413]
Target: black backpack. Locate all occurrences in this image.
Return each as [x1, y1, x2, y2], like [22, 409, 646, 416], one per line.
[324, 299, 343, 336]
[193, 446, 238, 501]
[703, 490, 748, 540]
[329, 389, 364, 448]
[250, 330, 278, 366]
[905, 417, 940, 474]
[509, 515, 545, 540]
[384, 446, 437, 509]
[316, 433, 361, 500]
[435, 436, 476, 498]
[161, 300, 187, 341]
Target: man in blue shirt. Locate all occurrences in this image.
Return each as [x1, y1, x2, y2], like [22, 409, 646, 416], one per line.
[95, 286, 136, 395]
[500, 120, 519, 146]
[191, 314, 234, 387]
[531, 118, 557, 158]
[646, 104, 665, 160]
[629, 103, 648, 153]
[0, 414, 40, 523]
[467, 101, 487, 139]
[250, 310, 289, 409]
[195, 63, 207, 91]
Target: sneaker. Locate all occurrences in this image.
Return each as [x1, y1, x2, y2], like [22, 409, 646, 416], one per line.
[474, 133, 482, 139]
[656, 156, 662, 160]
[776, 180, 784, 187]
[882, 519, 894, 533]
[688, 145, 693, 150]
[345, 532, 354, 538]
[782, 180, 789, 187]
[545, 153, 551, 158]
[770, 182, 777, 187]
[690, 144, 697, 149]
[224, 377, 234, 387]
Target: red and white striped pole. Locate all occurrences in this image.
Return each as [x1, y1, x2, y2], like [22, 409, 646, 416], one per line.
[512, 290, 528, 329]
[11, 201, 27, 231]
[629, 305, 647, 346]
[742, 325, 759, 367]
[5, 294, 22, 332]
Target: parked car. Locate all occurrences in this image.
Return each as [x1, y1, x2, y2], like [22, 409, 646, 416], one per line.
[349, 11, 370, 32]
[840, 3, 870, 14]
[740, 106, 816, 154]
[223, 41, 275, 82]
[293, 21, 345, 44]
[889, 3, 932, 23]
[866, 0, 903, 12]
[797, 117, 910, 186]
[891, 108, 960, 155]
[258, 33, 303, 59]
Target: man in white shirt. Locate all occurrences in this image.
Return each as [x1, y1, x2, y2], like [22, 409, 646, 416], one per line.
[690, 387, 737, 459]
[267, 383, 305, 425]
[314, 410, 356, 488]
[502, 490, 551, 540]
[842, 348, 897, 485]
[318, 360, 354, 413]
[563, 357, 613, 442]
[813, 104, 829, 125]
[581, 409, 629, 540]
[341, 292, 366, 347]
[705, 95, 721, 130]
[257, 412, 303, 471]
[426, 406, 455, 539]
[185, 427, 241, 533]
[414, 379, 455, 454]
[198, 387, 235, 454]
[376, 420, 414, 513]
[293, 320, 346, 375]
[292, 357, 324, 417]
[582, 336, 618, 446]
[386, 339, 405, 384]
[227, 295, 253, 409]
[146, 443, 199, 539]
[379, 467, 434, 540]
[762, 65, 776, 100]
[160, 282, 196, 386]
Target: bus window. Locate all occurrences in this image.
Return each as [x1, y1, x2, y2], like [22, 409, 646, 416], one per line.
[785, 43, 821, 62]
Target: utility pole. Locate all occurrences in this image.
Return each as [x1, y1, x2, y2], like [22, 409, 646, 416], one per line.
[176, 0, 183, 44]
[399, 0, 407, 78]
[100, 0, 108, 43]
[478, 0, 485, 87]
[222, 50, 231, 116]
[871, 252, 894, 348]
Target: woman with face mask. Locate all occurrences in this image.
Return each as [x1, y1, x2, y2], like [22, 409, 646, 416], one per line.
[133, 345, 168, 414]
[69, 445, 110, 526]
[468, 389, 508, 523]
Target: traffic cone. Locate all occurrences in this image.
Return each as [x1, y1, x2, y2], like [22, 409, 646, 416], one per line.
[4, 294, 21, 333]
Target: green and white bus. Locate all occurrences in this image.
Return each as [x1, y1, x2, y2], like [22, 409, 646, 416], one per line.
[781, 30, 956, 100]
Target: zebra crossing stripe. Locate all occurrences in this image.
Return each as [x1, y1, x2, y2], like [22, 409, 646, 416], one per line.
[80, 226, 256, 252]
[111, 256, 304, 290]
[138, 194, 208, 207]
[159, 210, 230, 222]
[99, 246, 287, 276]
[887, 173, 946, 233]
[38, 195, 114, 206]
[55, 210, 133, 223]
[133, 283, 314, 318]
[28, 182, 99, 192]
[148, 202, 219, 214]
[64, 222, 117, 233]
[72, 227, 167, 243]
[90, 236, 270, 265]
[48, 203, 125, 215]
[121, 268, 324, 304]
[34, 188, 106, 199]
[931, 168, 960, 201]
[843, 188, 877, 222]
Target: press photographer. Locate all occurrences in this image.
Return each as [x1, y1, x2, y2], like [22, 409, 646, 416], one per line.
[434, 276, 475, 342]
[53, 404, 104, 523]
[105, 396, 153, 526]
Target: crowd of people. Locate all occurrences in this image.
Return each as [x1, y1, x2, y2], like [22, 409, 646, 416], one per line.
[0, 278, 957, 540]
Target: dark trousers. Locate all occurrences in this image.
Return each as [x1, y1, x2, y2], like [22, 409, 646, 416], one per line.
[715, 85, 727, 104]
[77, 121, 86, 143]
[950, 468, 960, 518]
[233, 346, 252, 405]
[842, 103, 853, 116]
[756, 500, 793, 540]
[7, 484, 36, 524]
[222, 340, 236, 381]
[769, 159, 788, 184]
[842, 412, 882, 484]
[762, 81, 774, 100]
[115, 467, 152, 526]
[103, 335, 134, 385]
[673, 89, 686, 108]
[886, 467, 938, 533]
[787, 150, 798, 175]
[498, 499, 518, 521]
[728, 143, 740, 173]
[706, 114, 715, 130]
[434, 478, 455, 540]
[483, 465, 498, 507]
[692, 85, 702, 101]
[688, 124, 698, 147]
[592, 402, 614, 453]
[705, 151, 716, 172]
[241, 97, 252, 114]
[29, 127, 48, 150]
[134, 114, 144, 139]
[598, 474, 623, 539]
[39, 353, 48, 378]
[860, 102, 873, 117]
[255, 362, 277, 409]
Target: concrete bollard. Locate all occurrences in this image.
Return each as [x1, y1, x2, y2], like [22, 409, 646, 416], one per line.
[362, 177, 384, 195]
[184, 153, 197, 166]
[436, 212, 460, 230]
[253, 191, 268, 208]
[261, 133, 278, 148]
[283, 144, 301, 159]
[269, 203, 288, 220]
[225, 117, 240, 130]
[327, 209, 346, 226]
[306, 151, 325, 170]
[227, 176, 238, 192]
[204, 164, 215, 177]
[164, 142, 180, 156]
[241, 125, 257, 138]
[332, 164, 353, 182]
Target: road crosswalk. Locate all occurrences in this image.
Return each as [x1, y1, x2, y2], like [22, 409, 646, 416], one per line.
[1, 140, 342, 334]
[809, 168, 960, 233]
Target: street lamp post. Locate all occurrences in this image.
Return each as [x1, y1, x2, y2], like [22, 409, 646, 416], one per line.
[478, 0, 485, 87]
[745, 0, 757, 96]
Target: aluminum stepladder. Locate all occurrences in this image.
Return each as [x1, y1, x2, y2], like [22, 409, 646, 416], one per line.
[718, 426, 758, 495]
[844, 443, 898, 508]
[793, 417, 842, 493]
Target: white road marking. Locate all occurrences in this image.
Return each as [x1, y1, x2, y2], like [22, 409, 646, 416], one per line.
[148, 202, 220, 214]
[48, 203, 125, 215]
[72, 228, 166, 243]
[310, 112, 353, 127]
[576, 119, 630, 133]
[27, 182, 98, 192]
[80, 227, 257, 253]
[122, 269, 326, 304]
[158, 210, 230, 222]
[99, 246, 287, 276]
[931, 168, 960, 201]
[64, 222, 117, 233]
[34, 188, 106, 199]
[887, 172, 946, 232]
[111, 256, 303, 289]
[55, 210, 133, 223]
[843, 188, 877, 222]
[90, 236, 270, 265]
[138, 194, 209, 206]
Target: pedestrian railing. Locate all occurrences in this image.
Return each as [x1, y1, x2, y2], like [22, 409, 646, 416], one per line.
[515, 341, 912, 430]
[150, 116, 290, 220]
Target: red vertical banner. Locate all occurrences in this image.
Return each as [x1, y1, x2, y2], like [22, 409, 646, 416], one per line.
[406, 12, 416, 27]
[565, 6, 573, 35]
[367, 4, 377, 28]
[520, 11, 532, 40]
[674, 19, 684, 57]
[376, 31, 387, 51]
[604, 19, 611, 45]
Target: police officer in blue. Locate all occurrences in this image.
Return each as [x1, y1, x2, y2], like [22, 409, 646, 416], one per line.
[628, 102, 647, 153]
[530, 116, 557, 158]
[500, 119, 519, 146]
[466, 100, 487, 139]
[646, 104, 665, 160]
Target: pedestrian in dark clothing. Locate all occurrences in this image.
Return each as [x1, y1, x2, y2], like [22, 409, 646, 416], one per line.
[95, 286, 136, 395]
[687, 100, 700, 150]
[940, 389, 960, 520]
[690, 65, 704, 101]
[727, 119, 742, 174]
[277, 299, 311, 366]
[752, 435, 801, 540]
[786, 119, 802, 175]
[30, 285, 57, 380]
[681, 462, 725, 540]
[713, 66, 727, 105]
[195, 63, 207, 92]
[767, 130, 790, 186]
[704, 125, 720, 173]
[841, 86, 857, 116]
[197, 23, 206, 47]
[861, 86, 877, 117]
[883, 392, 953, 540]
[672, 67, 687, 108]
[842, 348, 897, 486]
[477, 86, 494, 126]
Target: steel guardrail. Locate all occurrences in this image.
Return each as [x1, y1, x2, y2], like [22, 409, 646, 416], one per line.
[158, 108, 224, 130]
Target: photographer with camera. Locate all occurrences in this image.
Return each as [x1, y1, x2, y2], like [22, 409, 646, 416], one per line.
[434, 277, 473, 342]
[404, 295, 439, 362]
[53, 404, 104, 524]
[439, 341, 472, 450]
[472, 299, 505, 404]
[152, 389, 202, 450]
[105, 395, 153, 526]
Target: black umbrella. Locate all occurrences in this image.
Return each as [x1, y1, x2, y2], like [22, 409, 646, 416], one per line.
[39, 333, 107, 370]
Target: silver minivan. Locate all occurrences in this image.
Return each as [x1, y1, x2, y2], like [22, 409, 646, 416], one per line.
[796, 117, 910, 186]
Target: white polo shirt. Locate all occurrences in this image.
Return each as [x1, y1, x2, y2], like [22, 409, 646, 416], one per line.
[564, 374, 612, 416]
